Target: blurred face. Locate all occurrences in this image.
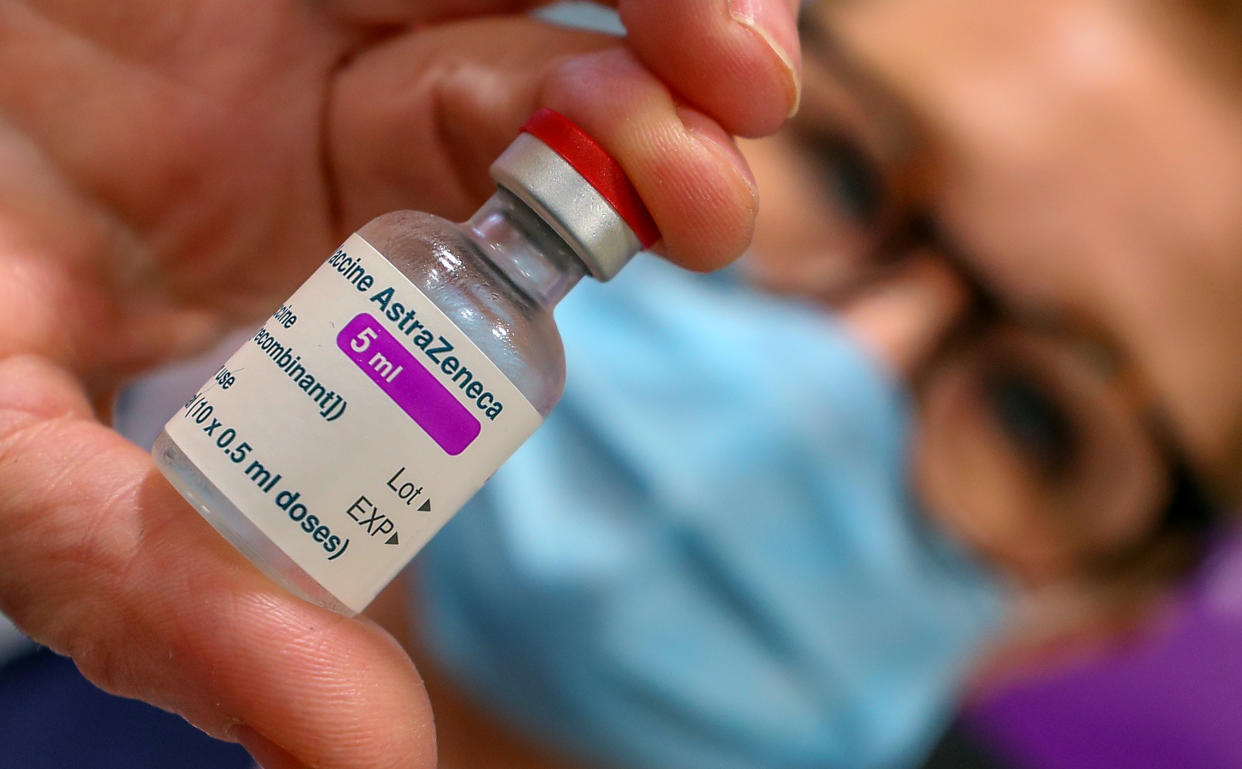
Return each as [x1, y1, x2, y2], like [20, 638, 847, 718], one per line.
[747, 0, 1242, 584]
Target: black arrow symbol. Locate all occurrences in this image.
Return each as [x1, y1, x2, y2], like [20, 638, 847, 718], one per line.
[385, 532, 399, 545]
[418, 500, 432, 513]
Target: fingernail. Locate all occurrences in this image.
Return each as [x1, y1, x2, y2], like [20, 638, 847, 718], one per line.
[728, 0, 803, 118]
[234, 726, 307, 769]
[676, 106, 759, 207]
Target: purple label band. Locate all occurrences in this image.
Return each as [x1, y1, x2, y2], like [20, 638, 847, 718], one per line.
[337, 313, 481, 455]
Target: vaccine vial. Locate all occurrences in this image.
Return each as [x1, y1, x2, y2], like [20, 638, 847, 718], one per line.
[153, 110, 659, 615]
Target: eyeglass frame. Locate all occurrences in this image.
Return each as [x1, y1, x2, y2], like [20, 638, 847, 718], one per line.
[794, 13, 1221, 581]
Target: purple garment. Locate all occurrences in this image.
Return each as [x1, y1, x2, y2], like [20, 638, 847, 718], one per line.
[968, 534, 1242, 769]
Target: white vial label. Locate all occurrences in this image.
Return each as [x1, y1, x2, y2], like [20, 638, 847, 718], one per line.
[163, 234, 542, 612]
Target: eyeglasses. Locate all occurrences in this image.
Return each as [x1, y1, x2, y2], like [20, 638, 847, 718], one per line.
[788, 15, 1218, 583]
[909, 218, 1215, 581]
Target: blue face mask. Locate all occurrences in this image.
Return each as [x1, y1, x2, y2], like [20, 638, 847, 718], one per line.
[413, 256, 1007, 769]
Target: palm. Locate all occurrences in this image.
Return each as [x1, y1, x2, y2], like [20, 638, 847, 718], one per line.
[7, 4, 388, 382]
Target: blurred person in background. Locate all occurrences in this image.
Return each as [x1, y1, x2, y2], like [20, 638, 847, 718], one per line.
[399, 1, 1242, 768]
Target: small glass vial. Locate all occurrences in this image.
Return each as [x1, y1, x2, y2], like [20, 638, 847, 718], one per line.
[153, 110, 659, 615]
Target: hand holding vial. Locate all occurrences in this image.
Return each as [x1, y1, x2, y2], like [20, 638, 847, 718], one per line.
[0, 2, 801, 768]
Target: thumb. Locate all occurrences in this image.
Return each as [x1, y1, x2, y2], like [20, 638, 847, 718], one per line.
[0, 355, 435, 769]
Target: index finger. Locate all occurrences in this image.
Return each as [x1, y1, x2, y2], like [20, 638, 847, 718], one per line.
[322, 0, 802, 137]
[619, 0, 802, 136]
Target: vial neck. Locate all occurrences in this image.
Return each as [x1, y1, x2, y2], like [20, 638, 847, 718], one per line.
[466, 190, 586, 308]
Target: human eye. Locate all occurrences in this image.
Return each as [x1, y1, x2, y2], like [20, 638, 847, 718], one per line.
[915, 326, 1168, 577]
[803, 131, 889, 227]
[978, 359, 1078, 482]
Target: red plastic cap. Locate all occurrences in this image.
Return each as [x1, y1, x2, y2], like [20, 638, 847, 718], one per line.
[521, 109, 661, 248]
